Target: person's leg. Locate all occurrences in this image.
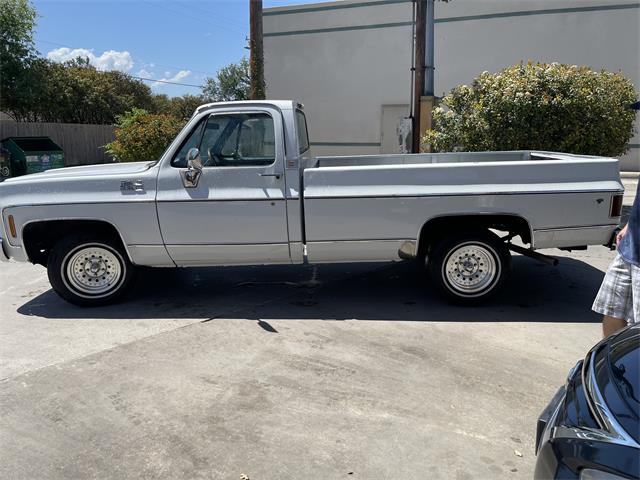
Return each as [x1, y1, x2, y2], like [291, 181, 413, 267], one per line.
[593, 254, 632, 337]
[631, 263, 639, 323]
[603, 315, 627, 337]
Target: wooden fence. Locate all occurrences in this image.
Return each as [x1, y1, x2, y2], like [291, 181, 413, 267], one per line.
[0, 121, 116, 166]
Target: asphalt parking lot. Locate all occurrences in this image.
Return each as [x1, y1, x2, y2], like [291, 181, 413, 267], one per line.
[0, 177, 636, 480]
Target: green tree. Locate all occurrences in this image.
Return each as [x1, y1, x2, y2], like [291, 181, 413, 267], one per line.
[0, 0, 38, 120]
[104, 108, 184, 162]
[150, 94, 172, 115]
[1, 1, 158, 123]
[202, 57, 251, 102]
[19, 57, 155, 123]
[423, 62, 637, 157]
[151, 93, 207, 120]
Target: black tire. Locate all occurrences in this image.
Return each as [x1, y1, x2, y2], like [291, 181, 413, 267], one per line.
[47, 234, 135, 307]
[427, 230, 511, 305]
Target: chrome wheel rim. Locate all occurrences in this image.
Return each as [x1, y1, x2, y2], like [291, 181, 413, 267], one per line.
[64, 245, 123, 297]
[443, 242, 498, 295]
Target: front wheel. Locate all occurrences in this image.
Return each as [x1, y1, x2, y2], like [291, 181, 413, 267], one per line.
[47, 234, 135, 307]
[427, 231, 511, 305]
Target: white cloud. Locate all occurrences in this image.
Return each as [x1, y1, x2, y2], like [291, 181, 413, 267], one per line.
[171, 70, 191, 82]
[46, 47, 134, 72]
[134, 66, 193, 90]
[152, 70, 192, 87]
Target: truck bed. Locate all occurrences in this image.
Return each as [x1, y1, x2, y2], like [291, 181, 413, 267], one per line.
[304, 150, 621, 197]
[300, 150, 623, 263]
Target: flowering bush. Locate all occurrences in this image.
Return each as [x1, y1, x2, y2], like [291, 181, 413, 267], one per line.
[105, 109, 185, 162]
[422, 62, 637, 157]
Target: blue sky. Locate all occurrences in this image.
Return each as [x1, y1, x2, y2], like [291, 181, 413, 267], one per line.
[32, 0, 316, 97]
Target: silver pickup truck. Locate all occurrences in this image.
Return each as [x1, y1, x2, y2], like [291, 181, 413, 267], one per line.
[0, 100, 624, 306]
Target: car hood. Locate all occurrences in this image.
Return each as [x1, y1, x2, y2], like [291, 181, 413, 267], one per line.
[0, 161, 157, 185]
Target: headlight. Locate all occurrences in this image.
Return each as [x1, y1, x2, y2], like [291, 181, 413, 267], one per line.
[580, 469, 628, 480]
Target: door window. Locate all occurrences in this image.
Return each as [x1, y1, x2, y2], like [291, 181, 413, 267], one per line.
[172, 112, 276, 168]
[201, 113, 275, 167]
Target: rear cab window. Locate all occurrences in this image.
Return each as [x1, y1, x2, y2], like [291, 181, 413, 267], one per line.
[295, 110, 309, 154]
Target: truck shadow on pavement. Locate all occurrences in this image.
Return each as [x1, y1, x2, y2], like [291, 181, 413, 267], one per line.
[18, 255, 606, 323]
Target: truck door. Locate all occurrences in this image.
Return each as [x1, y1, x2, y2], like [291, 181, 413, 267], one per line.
[156, 107, 291, 266]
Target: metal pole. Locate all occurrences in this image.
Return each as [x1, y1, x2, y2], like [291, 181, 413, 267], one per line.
[424, 0, 434, 96]
[412, 0, 426, 153]
[408, 0, 416, 121]
[249, 0, 265, 100]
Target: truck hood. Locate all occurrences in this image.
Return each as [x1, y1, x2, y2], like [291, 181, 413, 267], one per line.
[1, 161, 157, 185]
[0, 161, 160, 210]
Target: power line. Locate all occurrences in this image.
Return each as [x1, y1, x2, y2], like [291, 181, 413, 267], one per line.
[168, 1, 247, 30]
[145, 0, 246, 34]
[130, 75, 205, 88]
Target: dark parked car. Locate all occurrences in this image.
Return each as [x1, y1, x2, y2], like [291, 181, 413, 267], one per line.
[535, 324, 639, 479]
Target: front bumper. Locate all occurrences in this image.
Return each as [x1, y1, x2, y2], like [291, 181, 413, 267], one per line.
[536, 386, 566, 454]
[534, 386, 577, 480]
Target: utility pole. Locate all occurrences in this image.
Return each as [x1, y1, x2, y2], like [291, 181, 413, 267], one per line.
[249, 0, 265, 100]
[412, 0, 436, 153]
[412, 0, 426, 153]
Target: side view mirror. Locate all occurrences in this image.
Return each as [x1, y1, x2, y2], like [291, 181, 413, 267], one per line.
[182, 148, 203, 188]
[186, 148, 203, 171]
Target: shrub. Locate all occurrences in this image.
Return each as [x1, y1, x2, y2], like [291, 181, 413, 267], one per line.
[423, 62, 637, 157]
[105, 109, 184, 162]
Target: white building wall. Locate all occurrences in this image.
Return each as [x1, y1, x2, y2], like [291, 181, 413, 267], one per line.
[264, 0, 640, 171]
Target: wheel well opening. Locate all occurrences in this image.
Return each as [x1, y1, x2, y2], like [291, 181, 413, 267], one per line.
[417, 215, 531, 258]
[22, 220, 123, 266]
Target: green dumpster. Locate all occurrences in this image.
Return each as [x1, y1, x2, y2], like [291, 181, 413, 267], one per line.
[0, 137, 65, 177]
[0, 147, 11, 181]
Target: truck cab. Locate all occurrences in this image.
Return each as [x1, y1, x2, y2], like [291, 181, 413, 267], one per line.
[155, 101, 310, 266]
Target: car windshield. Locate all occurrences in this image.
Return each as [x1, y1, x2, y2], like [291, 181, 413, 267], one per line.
[596, 326, 640, 443]
[609, 327, 640, 408]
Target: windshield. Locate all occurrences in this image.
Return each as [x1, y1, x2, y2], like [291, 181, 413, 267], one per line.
[594, 325, 640, 443]
[609, 327, 640, 409]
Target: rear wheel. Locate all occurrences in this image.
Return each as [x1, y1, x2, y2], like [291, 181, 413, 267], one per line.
[47, 234, 135, 307]
[427, 230, 510, 305]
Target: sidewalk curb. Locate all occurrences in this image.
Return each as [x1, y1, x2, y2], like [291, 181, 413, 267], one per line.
[621, 172, 639, 179]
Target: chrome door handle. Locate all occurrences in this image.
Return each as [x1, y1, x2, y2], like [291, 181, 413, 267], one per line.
[259, 173, 282, 179]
